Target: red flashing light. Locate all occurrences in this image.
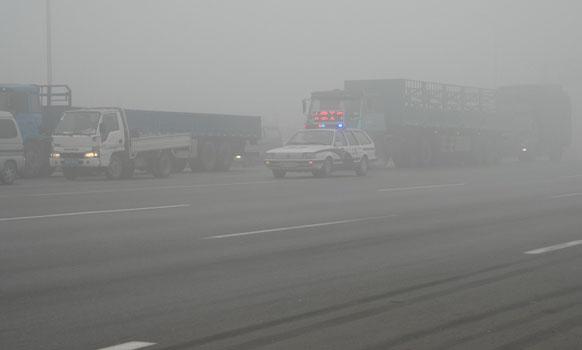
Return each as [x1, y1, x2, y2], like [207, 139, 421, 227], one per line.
[321, 116, 329, 121]
[319, 111, 328, 116]
[330, 116, 336, 121]
[337, 111, 344, 117]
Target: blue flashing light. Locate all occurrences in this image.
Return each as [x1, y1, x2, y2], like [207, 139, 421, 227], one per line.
[338, 123, 344, 128]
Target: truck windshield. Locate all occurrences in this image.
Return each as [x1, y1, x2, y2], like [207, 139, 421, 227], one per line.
[287, 130, 333, 145]
[54, 111, 101, 135]
[310, 98, 344, 113]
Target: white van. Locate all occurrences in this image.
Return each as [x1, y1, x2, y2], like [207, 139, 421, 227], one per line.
[0, 112, 25, 184]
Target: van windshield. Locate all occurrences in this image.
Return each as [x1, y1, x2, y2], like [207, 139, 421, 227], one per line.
[54, 112, 101, 135]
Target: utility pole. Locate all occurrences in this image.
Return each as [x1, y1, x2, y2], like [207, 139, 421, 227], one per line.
[46, 0, 53, 105]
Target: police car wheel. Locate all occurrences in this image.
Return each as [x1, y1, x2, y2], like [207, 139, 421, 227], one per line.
[356, 157, 368, 176]
[272, 169, 286, 178]
[315, 158, 332, 178]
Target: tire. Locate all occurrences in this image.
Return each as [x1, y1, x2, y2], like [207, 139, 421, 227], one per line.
[215, 141, 233, 171]
[189, 157, 202, 172]
[200, 141, 217, 171]
[0, 161, 17, 185]
[356, 157, 369, 176]
[314, 158, 333, 178]
[549, 147, 563, 162]
[171, 158, 188, 173]
[272, 169, 286, 178]
[62, 167, 77, 181]
[122, 159, 135, 179]
[22, 144, 42, 178]
[152, 151, 172, 178]
[106, 153, 124, 180]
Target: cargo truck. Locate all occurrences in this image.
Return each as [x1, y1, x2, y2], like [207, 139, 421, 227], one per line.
[0, 84, 72, 177]
[303, 79, 571, 167]
[50, 107, 261, 180]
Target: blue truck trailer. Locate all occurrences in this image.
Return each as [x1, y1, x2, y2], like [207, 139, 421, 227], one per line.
[0, 84, 71, 177]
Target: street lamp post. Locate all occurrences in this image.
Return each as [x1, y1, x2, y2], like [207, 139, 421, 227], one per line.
[46, 0, 53, 105]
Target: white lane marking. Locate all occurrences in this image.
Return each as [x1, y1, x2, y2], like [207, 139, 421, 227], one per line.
[204, 215, 397, 240]
[97, 341, 156, 350]
[551, 193, 582, 199]
[525, 240, 582, 255]
[560, 174, 582, 179]
[0, 181, 278, 198]
[378, 183, 465, 192]
[0, 204, 190, 222]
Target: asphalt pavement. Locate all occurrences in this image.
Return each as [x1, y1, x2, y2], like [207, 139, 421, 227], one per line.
[1, 161, 582, 350]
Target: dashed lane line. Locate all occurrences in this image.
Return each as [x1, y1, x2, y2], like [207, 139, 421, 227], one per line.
[0, 204, 190, 223]
[97, 341, 156, 350]
[525, 240, 582, 255]
[378, 183, 465, 192]
[0, 181, 278, 198]
[204, 215, 398, 240]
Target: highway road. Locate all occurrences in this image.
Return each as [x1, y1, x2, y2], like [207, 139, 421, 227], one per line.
[1, 161, 582, 350]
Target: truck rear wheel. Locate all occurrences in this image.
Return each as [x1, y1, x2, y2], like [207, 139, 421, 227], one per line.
[171, 158, 188, 173]
[106, 153, 124, 180]
[153, 151, 172, 178]
[215, 141, 233, 171]
[200, 141, 217, 171]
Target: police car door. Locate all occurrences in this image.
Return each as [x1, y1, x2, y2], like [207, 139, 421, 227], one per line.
[353, 130, 374, 160]
[344, 131, 361, 162]
[334, 131, 350, 165]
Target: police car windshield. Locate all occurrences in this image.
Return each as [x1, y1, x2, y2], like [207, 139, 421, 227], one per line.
[287, 130, 333, 145]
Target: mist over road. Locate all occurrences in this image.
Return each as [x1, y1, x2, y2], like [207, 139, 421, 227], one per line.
[2, 162, 582, 350]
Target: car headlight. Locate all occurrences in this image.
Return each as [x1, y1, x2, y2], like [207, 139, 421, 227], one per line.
[51, 152, 61, 159]
[303, 153, 317, 159]
[84, 152, 99, 158]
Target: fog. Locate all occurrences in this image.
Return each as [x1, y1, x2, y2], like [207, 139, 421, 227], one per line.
[4, 2, 582, 349]
[2, 0, 581, 147]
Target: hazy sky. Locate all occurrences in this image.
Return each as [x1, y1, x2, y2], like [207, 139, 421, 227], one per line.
[2, 0, 581, 131]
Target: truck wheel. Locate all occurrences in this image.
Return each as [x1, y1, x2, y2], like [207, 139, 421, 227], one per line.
[62, 168, 77, 181]
[549, 147, 563, 162]
[171, 158, 188, 173]
[122, 160, 135, 179]
[356, 157, 369, 176]
[200, 141, 217, 171]
[314, 158, 333, 178]
[153, 151, 172, 178]
[272, 169, 286, 178]
[215, 141, 233, 171]
[189, 157, 202, 172]
[22, 144, 42, 178]
[0, 161, 17, 185]
[106, 153, 124, 180]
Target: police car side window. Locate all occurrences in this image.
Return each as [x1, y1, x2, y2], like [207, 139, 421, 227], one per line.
[334, 132, 347, 147]
[345, 131, 359, 145]
[354, 131, 372, 145]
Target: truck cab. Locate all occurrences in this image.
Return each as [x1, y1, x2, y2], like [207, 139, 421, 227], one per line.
[51, 108, 191, 180]
[51, 108, 126, 171]
[0, 112, 26, 184]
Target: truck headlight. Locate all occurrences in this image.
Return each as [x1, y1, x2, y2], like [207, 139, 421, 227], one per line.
[51, 152, 61, 159]
[84, 152, 99, 158]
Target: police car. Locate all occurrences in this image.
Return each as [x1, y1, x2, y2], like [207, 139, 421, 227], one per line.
[264, 128, 376, 178]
